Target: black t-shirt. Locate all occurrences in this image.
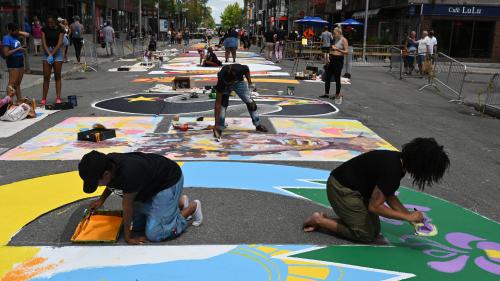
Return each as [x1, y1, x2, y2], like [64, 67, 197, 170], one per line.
[215, 64, 249, 92]
[264, 30, 276, 42]
[276, 30, 287, 41]
[206, 52, 219, 63]
[331, 150, 405, 201]
[42, 26, 63, 47]
[106, 152, 182, 202]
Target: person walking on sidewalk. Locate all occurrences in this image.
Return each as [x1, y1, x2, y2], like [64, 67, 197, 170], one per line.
[32, 19, 42, 56]
[2, 23, 29, 102]
[320, 26, 333, 64]
[70, 16, 84, 64]
[320, 27, 348, 105]
[79, 150, 203, 244]
[103, 21, 115, 56]
[41, 15, 64, 105]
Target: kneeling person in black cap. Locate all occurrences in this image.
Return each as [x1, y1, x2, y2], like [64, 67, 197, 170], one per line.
[79, 151, 203, 244]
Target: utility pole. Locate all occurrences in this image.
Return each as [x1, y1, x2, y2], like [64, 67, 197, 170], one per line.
[139, 0, 142, 38]
[92, 0, 96, 43]
[157, 1, 160, 40]
[362, 0, 369, 62]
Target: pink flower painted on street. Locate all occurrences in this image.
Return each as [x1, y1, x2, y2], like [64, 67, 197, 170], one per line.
[401, 232, 500, 275]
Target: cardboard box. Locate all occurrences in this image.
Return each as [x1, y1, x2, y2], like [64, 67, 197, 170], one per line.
[173, 76, 193, 90]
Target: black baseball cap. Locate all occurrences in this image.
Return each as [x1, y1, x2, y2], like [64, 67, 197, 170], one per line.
[78, 150, 109, 193]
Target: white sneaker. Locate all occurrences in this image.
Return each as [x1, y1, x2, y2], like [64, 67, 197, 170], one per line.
[335, 95, 343, 105]
[192, 200, 203, 226]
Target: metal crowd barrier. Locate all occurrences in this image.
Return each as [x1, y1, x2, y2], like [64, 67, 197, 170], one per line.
[113, 40, 126, 58]
[419, 52, 467, 101]
[388, 47, 403, 80]
[82, 40, 98, 72]
[484, 73, 500, 112]
[131, 38, 146, 56]
[352, 46, 393, 64]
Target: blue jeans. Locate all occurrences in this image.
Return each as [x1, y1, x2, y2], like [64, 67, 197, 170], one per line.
[132, 175, 187, 242]
[217, 81, 261, 130]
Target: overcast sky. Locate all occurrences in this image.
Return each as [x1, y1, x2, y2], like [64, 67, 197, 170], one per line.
[208, 0, 244, 24]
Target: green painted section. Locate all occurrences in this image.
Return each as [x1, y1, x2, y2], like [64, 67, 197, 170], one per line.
[284, 186, 500, 281]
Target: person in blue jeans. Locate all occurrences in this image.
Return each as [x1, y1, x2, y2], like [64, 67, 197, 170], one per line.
[79, 150, 203, 244]
[213, 64, 268, 139]
[2, 22, 29, 101]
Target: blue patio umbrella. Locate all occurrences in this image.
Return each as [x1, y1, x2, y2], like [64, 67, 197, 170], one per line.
[294, 16, 331, 27]
[336, 18, 364, 26]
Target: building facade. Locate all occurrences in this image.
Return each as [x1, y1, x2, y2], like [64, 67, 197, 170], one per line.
[342, 0, 500, 61]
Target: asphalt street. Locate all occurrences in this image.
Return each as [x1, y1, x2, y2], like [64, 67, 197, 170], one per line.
[1, 45, 499, 247]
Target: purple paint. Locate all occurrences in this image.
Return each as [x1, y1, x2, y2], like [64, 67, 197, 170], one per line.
[475, 256, 500, 275]
[446, 232, 485, 250]
[428, 255, 469, 273]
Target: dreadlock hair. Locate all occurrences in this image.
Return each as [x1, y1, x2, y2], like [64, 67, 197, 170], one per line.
[6, 22, 19, 32]
[401, 138, 450, 190]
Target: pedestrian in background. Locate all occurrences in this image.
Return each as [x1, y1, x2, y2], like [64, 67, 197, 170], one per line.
[32, 19, 42, 56]
[41, 15, 64, 105]
[183, 29, 190, 47]
[2, 22, 29, 101]
[320, 27, 348, 105]
[23, 17, 31, 53]
[403, 31, 418, 75]
[223, 27, 238, 63]
[69, 16, 84, 64]
[320, 26, 333, 63]
[342, 26, 355, 79]
[103, 21, 115, 56]
[274, 25, 286, 63]
[427, 30, 437, 63]
[417, 30, 430, 74]
[60, 19, 71, 62]
[264, 27, 275, 61]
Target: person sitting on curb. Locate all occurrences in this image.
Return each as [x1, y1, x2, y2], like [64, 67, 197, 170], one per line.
[213, 64, 268, 139]
[303, 138, 450, 243]
[202, 47, 222, 67]
[79, 150, 203, 244]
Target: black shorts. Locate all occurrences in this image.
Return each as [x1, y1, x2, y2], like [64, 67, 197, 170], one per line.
[6, 56, 24, 69]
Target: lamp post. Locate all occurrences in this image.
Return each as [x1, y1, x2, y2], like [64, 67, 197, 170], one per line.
[362, 0, 369, 62]
[156, 2, 160, 40]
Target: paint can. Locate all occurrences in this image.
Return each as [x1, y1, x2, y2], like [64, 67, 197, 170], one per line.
[68, 95, 78, 107]
[287, 86, 295, 96]
[277, 91, 284, 96]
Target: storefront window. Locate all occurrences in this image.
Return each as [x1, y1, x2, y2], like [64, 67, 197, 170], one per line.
[433, 19, 495, 58]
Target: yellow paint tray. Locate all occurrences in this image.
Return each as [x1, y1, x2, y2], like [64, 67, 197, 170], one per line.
[70, 210, 123, 243]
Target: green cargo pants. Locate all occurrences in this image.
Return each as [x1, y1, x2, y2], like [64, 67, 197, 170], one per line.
[326, 175, 381, 243]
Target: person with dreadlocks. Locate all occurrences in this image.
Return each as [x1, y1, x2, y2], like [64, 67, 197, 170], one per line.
[213, 63, 268, 140]
[303, 138, 450, 243]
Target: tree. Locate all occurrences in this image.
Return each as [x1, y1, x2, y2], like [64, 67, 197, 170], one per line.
[220, 3, 244, 29]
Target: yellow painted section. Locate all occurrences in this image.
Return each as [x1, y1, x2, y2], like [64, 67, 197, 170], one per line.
[0, 246, 40, 280]
[288, 266, 329, 279]
[0, 171, 104, 246]
[281, 259, 318, 265]
[486, 249, 500, 259]
[257, 246, 279, 254]
[286, 276, 316, 281]
[270, 250, 290, 257]
[125, 96, 159, 102]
